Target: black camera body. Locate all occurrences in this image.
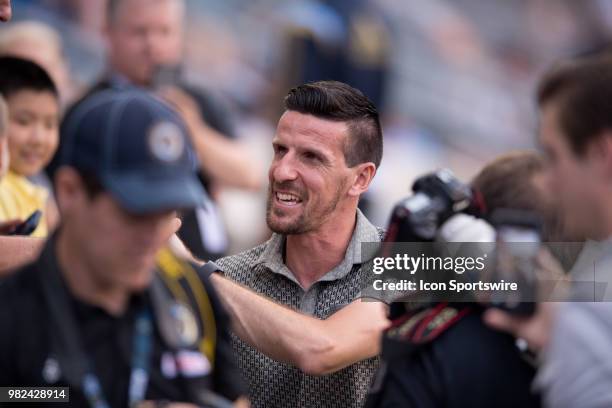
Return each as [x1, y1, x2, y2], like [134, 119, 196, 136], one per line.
[383, 169, 484, 243]
[383, 170, 541, 317]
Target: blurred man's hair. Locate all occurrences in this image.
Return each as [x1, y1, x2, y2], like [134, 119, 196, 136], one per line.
[537, 55, 612, 156]
[284, 80, 383, 168]
[0, 56, 58, 99]
[106, 0, 185, 25]
[472, 151, 544, 216]
[75, 169, 105, 199]
[472, 151, 582, 268]
[0, 20, 62, 57]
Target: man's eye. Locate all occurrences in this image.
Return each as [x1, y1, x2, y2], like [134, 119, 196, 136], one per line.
[303, 152, 319, 161]
[274, 145, 287, 155]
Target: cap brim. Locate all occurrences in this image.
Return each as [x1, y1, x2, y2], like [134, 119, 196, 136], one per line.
[100, 170, 208, 214]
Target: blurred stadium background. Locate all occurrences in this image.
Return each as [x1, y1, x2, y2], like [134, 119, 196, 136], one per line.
[6, 0, 610, 252]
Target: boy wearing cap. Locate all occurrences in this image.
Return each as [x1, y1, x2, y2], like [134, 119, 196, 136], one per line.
[0, 90, 248, 407]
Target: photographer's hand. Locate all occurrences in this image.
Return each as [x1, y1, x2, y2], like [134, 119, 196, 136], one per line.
[211, 273, 390, 375]
[484, 248, 568, 351]
[437, 214, 495, 243]
[158, 87, 262, 191]
[484, 302, 558, 352]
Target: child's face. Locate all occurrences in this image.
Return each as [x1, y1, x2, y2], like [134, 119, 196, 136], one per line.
[7, 90, 59, 177]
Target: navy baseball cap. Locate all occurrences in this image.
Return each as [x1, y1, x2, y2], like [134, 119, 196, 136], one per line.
[54, 89, 206, 213]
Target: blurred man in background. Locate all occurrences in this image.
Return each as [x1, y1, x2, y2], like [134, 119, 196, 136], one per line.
[0, 89, 248, 407]
[485, 55, 612, 408]
[59, 0, 262, 263]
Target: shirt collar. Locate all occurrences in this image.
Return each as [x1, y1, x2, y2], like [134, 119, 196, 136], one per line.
[254, 209, 381, 285]
[107, 71, 138, 90]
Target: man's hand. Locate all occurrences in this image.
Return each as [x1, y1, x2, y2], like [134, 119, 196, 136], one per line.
[483, 302, 558, 352]
[163, 217, 182, 242]
[0, 219, 22, 235]
[0, 236, 45, 275]
[158, 87, 208, 139]
[158, 87, 262, 191]
[211, 274, 390, 375]
[437, 213, 496, 243]
[233, 397, 251, 408]
[483, 247, 567, 351]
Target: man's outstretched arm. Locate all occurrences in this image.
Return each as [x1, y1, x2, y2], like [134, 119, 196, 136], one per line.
[0, 236, 44, 276]
[210, 273, 390, 376]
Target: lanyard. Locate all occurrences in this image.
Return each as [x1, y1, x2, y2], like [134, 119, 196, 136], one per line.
[37, 239, 158, 408]
[82, 307, 154, 408]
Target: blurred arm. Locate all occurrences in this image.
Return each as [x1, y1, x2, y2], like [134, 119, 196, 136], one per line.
[46, 196, 60, 233]
[0, 236, 44, 275]
[210, 273, 390, 375]
[159, 88, 263, 191]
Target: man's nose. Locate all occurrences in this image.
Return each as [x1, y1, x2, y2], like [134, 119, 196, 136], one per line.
[271, 154, 298, 182]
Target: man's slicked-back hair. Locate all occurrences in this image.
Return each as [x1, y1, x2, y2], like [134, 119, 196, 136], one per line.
[537, 55, 612, 156]
[0, 56, 58, 100]
[284, 80, 383, 168]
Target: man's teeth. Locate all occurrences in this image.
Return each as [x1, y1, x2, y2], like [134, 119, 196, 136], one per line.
[276, 192, 301, 203]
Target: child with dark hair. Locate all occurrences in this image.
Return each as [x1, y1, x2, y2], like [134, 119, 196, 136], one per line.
[0, 56, 60, 237]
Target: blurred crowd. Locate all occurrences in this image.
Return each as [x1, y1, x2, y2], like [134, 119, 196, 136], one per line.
[6, 0, 612, 240]
[1, 0, 612, 407]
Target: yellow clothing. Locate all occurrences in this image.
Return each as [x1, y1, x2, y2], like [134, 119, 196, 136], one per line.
[0, 171, 48, 237]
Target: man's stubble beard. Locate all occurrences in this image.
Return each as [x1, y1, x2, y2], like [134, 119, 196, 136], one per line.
[266, 180, 346, 235]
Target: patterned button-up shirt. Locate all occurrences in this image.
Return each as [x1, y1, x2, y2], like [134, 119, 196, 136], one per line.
[216, 209, 384, 408]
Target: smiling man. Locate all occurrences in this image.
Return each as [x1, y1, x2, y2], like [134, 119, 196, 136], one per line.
[210, 81, 389, 408]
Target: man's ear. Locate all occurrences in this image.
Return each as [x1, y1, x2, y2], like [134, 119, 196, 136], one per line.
[54, 167, 86, 213]
[348, 162, 377, 197]
[586, 132, 612, 179]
